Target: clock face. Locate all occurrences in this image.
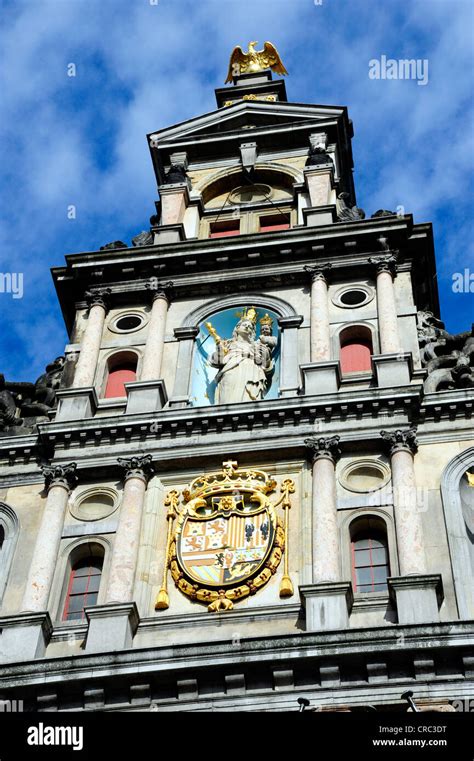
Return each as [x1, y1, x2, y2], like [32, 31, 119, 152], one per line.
[229, 184, 273, 205]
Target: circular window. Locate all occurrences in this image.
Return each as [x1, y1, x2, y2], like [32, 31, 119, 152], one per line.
[110, 311, 147, 334]
[339, 460, 390, 493]
[332, 285, 374, 309]
[70, 488, 119, 521]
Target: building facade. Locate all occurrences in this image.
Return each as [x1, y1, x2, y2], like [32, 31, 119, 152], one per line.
[0, 55, 473, 712]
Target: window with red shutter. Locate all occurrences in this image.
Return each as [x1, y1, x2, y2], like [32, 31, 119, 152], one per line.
[259, 214, 290, 233]
[209, 220, 240, 238]
[104, 362, 137, 398]
[339, 328, 373, 373]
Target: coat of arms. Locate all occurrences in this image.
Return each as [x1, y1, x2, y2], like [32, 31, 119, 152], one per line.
[155, 460, 295, 612]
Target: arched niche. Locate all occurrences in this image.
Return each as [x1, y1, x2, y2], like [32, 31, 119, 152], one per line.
[196, 163, 302, 209]
[441, 447, 474, 619]
[171, 294, 302, 407]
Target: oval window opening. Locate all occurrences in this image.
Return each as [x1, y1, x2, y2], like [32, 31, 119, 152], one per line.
[78, 493, 115, 520]
[340, 290, 367, 307]
[347, 465, 384, 491]
[115, 315, 142, 332]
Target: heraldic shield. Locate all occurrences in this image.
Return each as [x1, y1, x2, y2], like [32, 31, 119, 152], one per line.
[156, 460, 295, 612]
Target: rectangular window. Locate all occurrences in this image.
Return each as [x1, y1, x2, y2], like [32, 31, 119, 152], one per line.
[209, 220, 240, 238]
[259, 214, 290, 233]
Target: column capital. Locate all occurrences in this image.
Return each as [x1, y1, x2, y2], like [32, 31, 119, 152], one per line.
[117, 454, 154, 483]
[174, 326, 199, 341]
[304, 262, 332, 284]
[305, 435, 341, 464]
[277, 315, 304, 330]
[145, 279, 174, 303]
[380, 427, 418, 455]
[41, 462, 78, 492]
[84, 287, 111, 312]
[368, 253, 398, 277]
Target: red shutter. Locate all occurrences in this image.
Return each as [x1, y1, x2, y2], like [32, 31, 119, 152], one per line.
[340, 340, 372, 373]
[209, 221, 240, 238]
[104, 365, 136, 398]
[260, 215, 290, 233]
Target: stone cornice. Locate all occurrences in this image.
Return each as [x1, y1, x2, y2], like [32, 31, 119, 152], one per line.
[0, 620, 472, 691]
[0, 387, 471, 476]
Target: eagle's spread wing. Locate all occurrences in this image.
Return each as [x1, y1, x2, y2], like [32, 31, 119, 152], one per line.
[262, 42, 288, 76]
[225, 46, 246, 84]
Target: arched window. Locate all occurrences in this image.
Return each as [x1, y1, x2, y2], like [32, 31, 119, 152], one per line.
[62, 544, 104, 621]
[350, 516, 390, 593]
[103, 352, 137, 398]
[0, 524, 4, 551]
[339, 326, 373, 374]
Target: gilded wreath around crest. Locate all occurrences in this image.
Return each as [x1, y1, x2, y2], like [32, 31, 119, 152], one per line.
[155, 460, 295, 612]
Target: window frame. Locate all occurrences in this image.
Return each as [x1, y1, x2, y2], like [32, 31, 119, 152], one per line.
[62, 550, 104, 622]
[350, 524, 390, 594]
[339, 507, 399, 600]
[53, 537, 111, 626]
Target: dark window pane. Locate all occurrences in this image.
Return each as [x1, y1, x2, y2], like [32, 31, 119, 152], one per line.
[373, 566, 389, 583]
[354, 538, 371, 549]
[354, 549, 371, 565]
[86, 592, 98, 607]
[87, 575, 101, 594]
[65, 610, 83, 621]
[66, 595, 85, 613]
[371, 547, 388, 564]
[356, 567, 372, 585]
[73, 565, 90, 577]
[71, 575, 89, 594]
[369, 537, 385, 549]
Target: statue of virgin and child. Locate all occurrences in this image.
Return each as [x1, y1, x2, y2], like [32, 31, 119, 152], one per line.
[206, 308, 277, 404]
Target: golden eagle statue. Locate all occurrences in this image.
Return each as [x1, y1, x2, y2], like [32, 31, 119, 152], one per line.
[225, 41, 288, 84]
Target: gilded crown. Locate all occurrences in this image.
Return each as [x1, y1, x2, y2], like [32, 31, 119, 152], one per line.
[237, 306, 258, 324]
[182, 460, 276, 502]
[259, 313, 273, 327]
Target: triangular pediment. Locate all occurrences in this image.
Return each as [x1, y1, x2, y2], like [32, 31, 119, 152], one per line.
[148, 101, 346, 146]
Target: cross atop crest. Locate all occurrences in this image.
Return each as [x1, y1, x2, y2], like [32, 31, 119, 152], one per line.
[222, 459, 238, 475]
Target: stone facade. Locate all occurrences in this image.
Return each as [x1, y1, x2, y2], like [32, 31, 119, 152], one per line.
[0, 67, 473, 713]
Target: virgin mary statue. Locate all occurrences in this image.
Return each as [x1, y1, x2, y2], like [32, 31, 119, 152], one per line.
[208, 308, 276, 405]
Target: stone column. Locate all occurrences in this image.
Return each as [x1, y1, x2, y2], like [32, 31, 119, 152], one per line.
[370, 253, 400, 354]
[169, 326, 199, 407]
[299, 437, 353, 631]
[306, 436, 342, 582]
[141, 281, 173, 381]
[105, 455, 154, 604]
[382, 429, 443, 624]
[22, 463, 78, 612]
[306, 264, 332, 362]
[85, 454, 153, 655]
[278, 316, 304, 397]
[73, 288, 111, 388]
[381, 429, 425, 575]
[300, 265, 341, 395]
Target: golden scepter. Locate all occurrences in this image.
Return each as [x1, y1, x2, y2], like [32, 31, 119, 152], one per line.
[278, 479, 295, 598]
[155, 490, 179, 610]
[205, 321, 229, 354]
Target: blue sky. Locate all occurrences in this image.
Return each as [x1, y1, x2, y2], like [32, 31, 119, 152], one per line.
[0, 0, 473, 381]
